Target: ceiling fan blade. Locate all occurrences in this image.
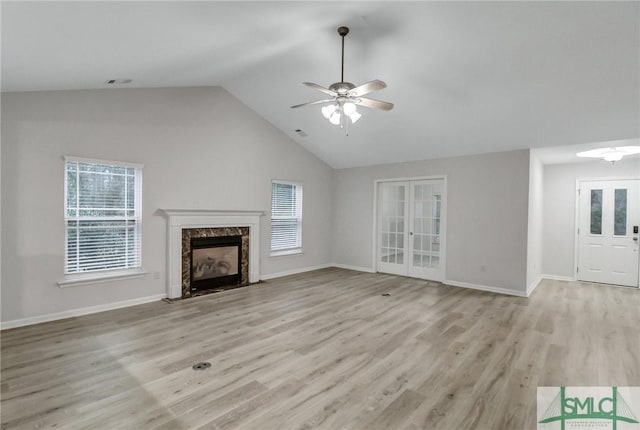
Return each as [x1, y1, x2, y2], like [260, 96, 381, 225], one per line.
[355, 97, 394, 111]
[290, 99, 334, 109]
[303, 82, 338, 96]
[348, 80, 387, 97]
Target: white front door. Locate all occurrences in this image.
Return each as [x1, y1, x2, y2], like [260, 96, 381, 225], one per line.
[578, 179, 640, 287]
[376, 178, 446, 282]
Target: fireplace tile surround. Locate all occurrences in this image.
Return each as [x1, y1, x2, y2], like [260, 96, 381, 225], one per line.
[160, 210, 264, 299]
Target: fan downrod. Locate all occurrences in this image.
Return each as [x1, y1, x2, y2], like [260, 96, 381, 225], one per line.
[337, 26, 349, 83]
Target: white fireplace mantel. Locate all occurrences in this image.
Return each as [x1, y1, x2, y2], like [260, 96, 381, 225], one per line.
[160, 209, 264, 299]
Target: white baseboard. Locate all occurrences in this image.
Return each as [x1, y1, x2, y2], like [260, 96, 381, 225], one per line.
[1, 293, 167, 330]
[527, 276, 543, 297]
[260, 264, 332, 281]
[444, 279, 527, 297]
[541, 274, 575, 282]
[331, 263, 376, 273]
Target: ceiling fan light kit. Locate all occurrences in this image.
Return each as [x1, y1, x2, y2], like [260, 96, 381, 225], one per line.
[291, 26, 393, 134]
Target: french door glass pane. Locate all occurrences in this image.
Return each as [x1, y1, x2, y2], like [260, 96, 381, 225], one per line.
[425, 235, 434, 253]
[380, 184, 405, 265]
[412, 184, 440, 269]
[614, 189, 627, 236]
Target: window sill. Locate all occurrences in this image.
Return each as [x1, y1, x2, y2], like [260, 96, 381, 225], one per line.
[58, 269, 147, 288]
[270, 249, 303, 257]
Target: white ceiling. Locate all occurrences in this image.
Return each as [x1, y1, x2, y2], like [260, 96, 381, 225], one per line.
[2, 2, 639, 169]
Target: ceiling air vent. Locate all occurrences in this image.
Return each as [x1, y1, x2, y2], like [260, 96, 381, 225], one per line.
[105, 79, 132, 85]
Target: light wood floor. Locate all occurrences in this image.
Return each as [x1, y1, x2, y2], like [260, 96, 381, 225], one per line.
[1, 268, 639, 429]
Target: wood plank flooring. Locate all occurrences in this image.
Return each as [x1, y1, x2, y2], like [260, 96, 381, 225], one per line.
[1, 268, 639, 429]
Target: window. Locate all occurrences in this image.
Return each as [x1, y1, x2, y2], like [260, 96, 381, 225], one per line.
[590, 189, 602, 235]
[614, 188, 627, 236]
[64, 157, 142, 276]
[271, 181, 302, 255]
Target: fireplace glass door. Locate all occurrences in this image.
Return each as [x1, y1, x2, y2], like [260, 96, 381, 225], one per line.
[190, 235, 242, 292]
[192, 246, 239, 281]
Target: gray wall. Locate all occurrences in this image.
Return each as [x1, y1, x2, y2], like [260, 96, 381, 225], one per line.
[7, 85, 632, 323]
[332, 150, 531, 294]
[1, 87, 334, 322]
[526, 150, 544, 291]
[542, 157, 640, 278]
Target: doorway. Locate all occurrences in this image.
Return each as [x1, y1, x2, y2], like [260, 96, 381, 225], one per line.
[577, 179, 640, 287]
[375, 177, 446, 282]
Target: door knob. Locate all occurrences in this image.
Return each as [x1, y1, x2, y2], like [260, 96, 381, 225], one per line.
[409, 232, 413, 236]
[633, 236, 638, 241]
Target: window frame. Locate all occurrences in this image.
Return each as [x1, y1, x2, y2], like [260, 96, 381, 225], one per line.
[60, 156, 145, 285]
[270, 180, 303, 256]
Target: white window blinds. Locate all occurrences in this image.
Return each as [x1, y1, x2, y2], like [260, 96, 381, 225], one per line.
[271, 181, 303, 252]
[64, 157, 142, 274]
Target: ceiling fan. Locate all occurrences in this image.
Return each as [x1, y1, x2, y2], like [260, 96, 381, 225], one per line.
[291, 26, 393, 130]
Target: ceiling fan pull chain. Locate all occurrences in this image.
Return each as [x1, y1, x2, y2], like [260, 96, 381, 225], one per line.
[345, 113, 350, 136]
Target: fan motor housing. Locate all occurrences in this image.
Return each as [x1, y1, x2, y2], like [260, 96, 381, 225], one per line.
[329, 82, 355, 94]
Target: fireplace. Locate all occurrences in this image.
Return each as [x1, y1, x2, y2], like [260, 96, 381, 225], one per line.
[160, 210, 263, 299]
[190, 235, 242, 293]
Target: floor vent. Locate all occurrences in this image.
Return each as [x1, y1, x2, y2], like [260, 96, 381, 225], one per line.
[192, 362, 211, 371]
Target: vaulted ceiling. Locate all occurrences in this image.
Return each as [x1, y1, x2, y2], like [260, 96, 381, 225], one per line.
[2, 2, 638, 168]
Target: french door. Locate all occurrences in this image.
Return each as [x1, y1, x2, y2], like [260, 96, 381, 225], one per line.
[577, 179, 640, 287]
[376, 178, 446, 282]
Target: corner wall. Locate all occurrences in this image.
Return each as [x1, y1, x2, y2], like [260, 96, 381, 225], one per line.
[1, 87, 334, 323]
[526, 150, 544, 293]
[332, 150, 531, 295]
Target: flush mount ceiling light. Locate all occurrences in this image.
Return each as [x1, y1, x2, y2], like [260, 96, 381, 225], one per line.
[290, 26, 393, 134]
[576, 146, 640, 163]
